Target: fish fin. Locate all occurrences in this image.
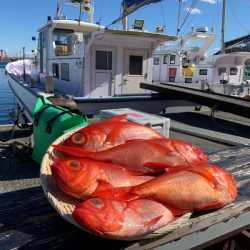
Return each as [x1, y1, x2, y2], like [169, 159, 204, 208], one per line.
[143, 162, 176, 172]
[91, 186, 138, 202]
[164, 165, 190, 174]
[164, 205, 191, 216]
[196, 200, 228, 211]
[52, 145, 93, 157]
[144, 216, 163, 228]
[95, 179, 114, 193]
[124, 139, 144, 143]
[107, 114, 127, 122]
[188, 166, 221, 188]
[122, 168, 144, 176]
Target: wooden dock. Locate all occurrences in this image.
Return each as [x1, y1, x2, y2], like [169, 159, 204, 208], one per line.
[140, 82, 250, 118]
[0, 110, 250, 249]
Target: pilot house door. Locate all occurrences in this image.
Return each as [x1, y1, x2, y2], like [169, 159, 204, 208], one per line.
[123, 49, 148, 94]
[92, 48, 115, 97]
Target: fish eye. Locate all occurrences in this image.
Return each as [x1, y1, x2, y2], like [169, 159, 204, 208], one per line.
[71, 133, 85, 144]
[91, 198, 104, 209]
[69, 161, 79, 168]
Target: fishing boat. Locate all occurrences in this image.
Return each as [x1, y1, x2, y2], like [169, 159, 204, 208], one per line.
[152, 0, 250, 98]
[6, 0, 178, 122]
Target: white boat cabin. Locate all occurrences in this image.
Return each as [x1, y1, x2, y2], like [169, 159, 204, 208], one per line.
[152, 27, 250, 96]
[36, 2, 177, 98]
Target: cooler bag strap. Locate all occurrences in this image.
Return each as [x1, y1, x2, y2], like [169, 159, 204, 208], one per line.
[46, 110, 73, 134]
[34, 104, 52, 126]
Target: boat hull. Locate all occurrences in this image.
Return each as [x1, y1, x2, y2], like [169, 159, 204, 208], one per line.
[7, 73, 196, 122]
[8, 74, 39, 121]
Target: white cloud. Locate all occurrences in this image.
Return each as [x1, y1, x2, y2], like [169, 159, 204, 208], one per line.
[201, 0, 220, 4]
[185, 7, 202, 15]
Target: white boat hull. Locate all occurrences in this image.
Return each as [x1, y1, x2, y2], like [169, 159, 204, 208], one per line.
[8, 74, 197, 122]
[8, 75, 38, 121]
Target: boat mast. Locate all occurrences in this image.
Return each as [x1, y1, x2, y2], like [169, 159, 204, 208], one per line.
[122, 1, 128, 30]
[221, 0, 226, 54]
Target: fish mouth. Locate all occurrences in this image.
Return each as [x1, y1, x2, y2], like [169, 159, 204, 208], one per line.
[51, 162, 64, 177]
[50, 161, 72, 185]
[73, 202, 111, 232]
[73, 199, 123, 233]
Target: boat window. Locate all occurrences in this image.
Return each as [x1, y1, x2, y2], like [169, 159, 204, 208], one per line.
[170, 55, 176, 64]
[53, 29, 74, 56]
[61, 63, 70, 81]
[39, 32, 45, 73]
[154, 57, 160, 65]
[163, 55, 168, 64]
[129, 55, 143, 75]
[230, 67, 238, 75]
[185, 78, 192, 83]
[169, 77, 175, 82]
[96, 51, 112, 70]
[38, 33, 44, 49]
[218, 67, 226, 76]
[199, 69, 207, 75]
[52, 64, 59, 78]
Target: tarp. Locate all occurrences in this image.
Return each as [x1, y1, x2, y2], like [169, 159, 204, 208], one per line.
[107, 0, 162, 27]
[122, 0, 162, 14]
[6, 59, 39, 82]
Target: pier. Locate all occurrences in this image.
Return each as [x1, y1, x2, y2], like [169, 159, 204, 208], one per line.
[0, 108, 249, 249]
[140, 82, 250, 118]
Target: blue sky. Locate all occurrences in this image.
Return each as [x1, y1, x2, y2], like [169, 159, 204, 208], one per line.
[0, 0, 249, 57]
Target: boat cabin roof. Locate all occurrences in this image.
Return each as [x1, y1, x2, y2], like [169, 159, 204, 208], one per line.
[38, 20, 104, 33]
[213, 52, 250, 66]
[105, 29, 177, 42]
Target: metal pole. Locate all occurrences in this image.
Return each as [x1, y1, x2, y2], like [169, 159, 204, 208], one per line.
[122, 1, 128, 30]
[123, 16, 128, 30]
[221, 0, 226, 54]
[23, 47, 26, 81]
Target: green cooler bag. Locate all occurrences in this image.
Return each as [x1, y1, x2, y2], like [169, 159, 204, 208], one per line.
[32, 96, 88, 164]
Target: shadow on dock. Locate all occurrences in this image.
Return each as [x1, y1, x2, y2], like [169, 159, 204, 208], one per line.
[165, 110, 250, 139]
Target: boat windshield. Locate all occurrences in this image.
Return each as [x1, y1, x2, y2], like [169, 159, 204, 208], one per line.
[53, 29, 74, 56]
[184, 41, 206, 52]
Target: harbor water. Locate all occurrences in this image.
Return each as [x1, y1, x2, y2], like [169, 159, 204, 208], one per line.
[0, 63, 16, 125]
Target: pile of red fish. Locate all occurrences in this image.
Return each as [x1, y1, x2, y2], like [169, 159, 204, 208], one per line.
[51, 114, 237, 240]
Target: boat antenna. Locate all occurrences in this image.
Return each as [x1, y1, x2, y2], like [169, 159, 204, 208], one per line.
[176, 0, 182, 35]
[97, 0, 104, 27]
[220, 0, 226, 54]
[177, 0, 198, 35]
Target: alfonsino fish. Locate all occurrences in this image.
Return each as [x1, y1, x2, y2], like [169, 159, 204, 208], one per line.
[53, 139, 208, 173]
[91, 164, 237, 215]
[63, 114, 164, 151]
[72, 198, 175, 240]
[50, 158, 153, 200]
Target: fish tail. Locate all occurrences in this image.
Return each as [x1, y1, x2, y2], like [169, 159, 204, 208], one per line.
[107, 114, 127, 122]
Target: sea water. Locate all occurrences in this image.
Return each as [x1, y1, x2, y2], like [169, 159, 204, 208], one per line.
[0, 66, 16, 124]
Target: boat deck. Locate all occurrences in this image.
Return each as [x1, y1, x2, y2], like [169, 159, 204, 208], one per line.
[0, 109, 249, 249]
